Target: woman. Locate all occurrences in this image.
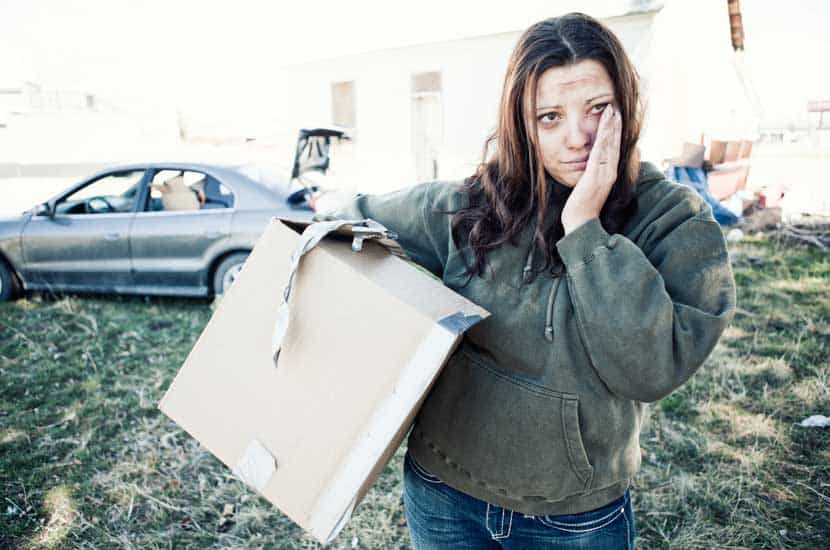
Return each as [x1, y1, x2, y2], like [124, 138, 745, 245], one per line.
[317, 13, 736, 549]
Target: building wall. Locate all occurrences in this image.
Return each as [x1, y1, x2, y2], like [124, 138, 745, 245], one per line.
[271, 13, 656, 195]
[0, 82, 181, 164]
[632, 1, 760, 164]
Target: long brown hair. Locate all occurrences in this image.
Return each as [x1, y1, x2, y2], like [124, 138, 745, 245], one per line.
[448, 13, 643, 284]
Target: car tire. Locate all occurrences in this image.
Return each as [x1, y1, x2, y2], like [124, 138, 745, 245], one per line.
[212, 252, 250, 296]
[0, 259, 18, 302]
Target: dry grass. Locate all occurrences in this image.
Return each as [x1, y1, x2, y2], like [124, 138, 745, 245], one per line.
[1, 230, 828, 548]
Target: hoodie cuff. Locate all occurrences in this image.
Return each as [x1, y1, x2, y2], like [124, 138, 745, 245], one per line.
[556, 218, 611, 269]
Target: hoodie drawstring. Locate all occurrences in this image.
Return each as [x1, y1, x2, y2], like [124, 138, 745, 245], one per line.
[523, 240, 563, 343]
[544, 275, 562, 342]
[522, 242, 535, 284]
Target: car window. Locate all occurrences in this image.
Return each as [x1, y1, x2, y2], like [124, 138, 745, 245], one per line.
[203, 175, 235, 208]
[145, 170, 235, 212]
[58, 170, 145, 215]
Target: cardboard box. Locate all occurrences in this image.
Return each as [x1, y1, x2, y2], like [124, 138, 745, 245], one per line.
[724, 140, 741, 163]
[707, 140, 727, 165]
[671, 142, 705, 168]
[159, 217, 489, 545]
[739, 140, 753, 160]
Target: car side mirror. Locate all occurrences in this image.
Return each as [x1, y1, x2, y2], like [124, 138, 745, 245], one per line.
[36, 201, 56, 218]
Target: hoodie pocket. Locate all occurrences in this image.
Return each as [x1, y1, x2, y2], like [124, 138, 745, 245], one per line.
[416, 349, 595, 500]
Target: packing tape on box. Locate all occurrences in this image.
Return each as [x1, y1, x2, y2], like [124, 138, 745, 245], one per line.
[272, 218, 398, 367]
[438, 311, 485, 334]
[232, 439, 277, 492]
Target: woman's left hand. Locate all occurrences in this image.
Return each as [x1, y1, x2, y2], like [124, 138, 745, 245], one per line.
[561, 104, 622, 234]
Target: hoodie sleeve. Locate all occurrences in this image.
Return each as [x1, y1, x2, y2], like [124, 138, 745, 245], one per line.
[312, 181, 450, 278]
[555, 192, 737, 403]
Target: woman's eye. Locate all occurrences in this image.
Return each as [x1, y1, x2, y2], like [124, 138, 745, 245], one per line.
[591, 103, 609, 114]
[539, 112, 560, 124]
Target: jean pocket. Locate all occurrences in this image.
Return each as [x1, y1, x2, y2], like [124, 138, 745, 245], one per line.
[536, 491, 628, 533]
[406, 451, 444, 484]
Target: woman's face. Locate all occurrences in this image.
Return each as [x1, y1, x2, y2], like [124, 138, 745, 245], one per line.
[532, 59, 618, 188]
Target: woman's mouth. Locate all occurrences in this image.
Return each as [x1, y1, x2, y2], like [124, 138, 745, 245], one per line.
[563, 159, 588, 170]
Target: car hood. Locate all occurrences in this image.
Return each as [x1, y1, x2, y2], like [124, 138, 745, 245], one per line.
[0, 212, 28, 226]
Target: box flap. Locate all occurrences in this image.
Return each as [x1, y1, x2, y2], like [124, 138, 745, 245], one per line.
[277, 218, 488, 327]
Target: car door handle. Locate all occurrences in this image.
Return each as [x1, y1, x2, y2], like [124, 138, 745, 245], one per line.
[104, 232, 120, 240]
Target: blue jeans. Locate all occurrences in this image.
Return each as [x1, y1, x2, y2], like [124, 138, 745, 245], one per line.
[403, 450, 636, 549]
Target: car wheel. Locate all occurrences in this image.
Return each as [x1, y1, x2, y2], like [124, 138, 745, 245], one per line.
[0, 260, 18, 302]
[212, 252, 249, 296]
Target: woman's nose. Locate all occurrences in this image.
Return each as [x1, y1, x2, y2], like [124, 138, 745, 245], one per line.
[565, 117, 594, 150]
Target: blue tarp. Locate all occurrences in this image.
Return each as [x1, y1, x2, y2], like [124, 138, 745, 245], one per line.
[666, 166, 740, 226]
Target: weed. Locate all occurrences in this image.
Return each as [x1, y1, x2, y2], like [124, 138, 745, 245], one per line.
[1, 233, 828, 548]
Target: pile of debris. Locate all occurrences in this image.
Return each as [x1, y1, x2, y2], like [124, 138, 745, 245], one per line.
[724, 201, 830, 250]
[662, 139, 830, 250]
[665, 139, 762, 227]
[769, 214, 830, 251]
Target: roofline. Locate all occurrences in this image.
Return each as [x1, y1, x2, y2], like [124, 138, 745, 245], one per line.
[278, 4, 663, 69]
[71, 161, 246, 182]
[606, 3, 664, 20]
[103, 161, 239, 170]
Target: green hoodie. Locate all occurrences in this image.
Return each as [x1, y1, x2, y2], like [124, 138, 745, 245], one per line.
[316, 161, 736, 515]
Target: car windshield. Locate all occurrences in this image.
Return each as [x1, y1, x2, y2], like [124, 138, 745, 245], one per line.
[57, 170, 145, 214]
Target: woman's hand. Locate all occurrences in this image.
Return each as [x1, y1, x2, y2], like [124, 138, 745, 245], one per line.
[561, 104, 622, 234]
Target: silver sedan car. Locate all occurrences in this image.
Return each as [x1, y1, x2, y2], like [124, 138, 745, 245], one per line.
[0, 162, 313, 301]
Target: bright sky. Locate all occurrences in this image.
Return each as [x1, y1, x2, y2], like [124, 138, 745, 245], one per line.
[1, 0, 828, 126]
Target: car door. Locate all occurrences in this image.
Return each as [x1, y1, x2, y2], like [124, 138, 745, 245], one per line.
[20, 169, 145, 291]
[128, 168, 233, 293]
